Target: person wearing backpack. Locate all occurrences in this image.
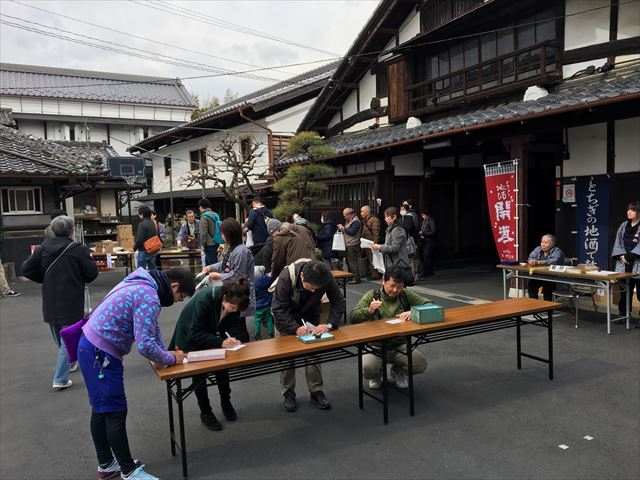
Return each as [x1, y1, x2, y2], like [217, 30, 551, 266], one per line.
[134, 206, 161, 270]
[271, 260, 344, 412]
[198, 198, 224, 266]
[22, 215, 99, 390]
[348, 266, 431, 390]
[245, 196, 272, 246]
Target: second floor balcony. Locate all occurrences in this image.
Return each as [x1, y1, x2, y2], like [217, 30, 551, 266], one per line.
[407, 41, 561, 116]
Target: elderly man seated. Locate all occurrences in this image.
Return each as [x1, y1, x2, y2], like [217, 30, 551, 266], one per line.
[527, 233, 565, 301]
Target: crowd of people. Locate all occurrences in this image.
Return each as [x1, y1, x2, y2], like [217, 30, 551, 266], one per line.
[11, 197, 638, 479]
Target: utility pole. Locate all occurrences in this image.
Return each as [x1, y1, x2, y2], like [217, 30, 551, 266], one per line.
[122, 175, 138, 224]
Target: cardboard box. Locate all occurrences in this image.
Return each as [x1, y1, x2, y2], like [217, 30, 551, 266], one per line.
[117, 224, 133, 237]
[96, 240, 118, 253]
[411, 304, 445, 324]
[117, 235, 135, 251]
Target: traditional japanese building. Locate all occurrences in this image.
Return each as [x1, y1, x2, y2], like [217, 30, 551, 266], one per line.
[285, 0, 639, 265]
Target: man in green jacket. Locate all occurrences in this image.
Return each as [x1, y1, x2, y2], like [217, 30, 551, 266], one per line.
[169, 279, 250, 431]
[348, 266, 431, 389]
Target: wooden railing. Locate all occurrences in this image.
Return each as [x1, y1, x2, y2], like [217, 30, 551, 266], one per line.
[420, 0, 490, 33]
[271, 135, 292, 160]
[407, 42, 561, 115]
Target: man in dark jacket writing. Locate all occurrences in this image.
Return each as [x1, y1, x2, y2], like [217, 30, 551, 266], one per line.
[272, 260, 344, 412]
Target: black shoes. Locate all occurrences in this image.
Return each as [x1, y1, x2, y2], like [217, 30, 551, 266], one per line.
[200, 412, 222, 431]
[221, 400, 237, 421]
[310, 391, 331, 410]
[283, 391, 297, 412]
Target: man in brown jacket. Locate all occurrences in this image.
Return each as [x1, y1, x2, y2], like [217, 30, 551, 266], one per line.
[270, 222, 316, 279]
[360, 205, 382, 280]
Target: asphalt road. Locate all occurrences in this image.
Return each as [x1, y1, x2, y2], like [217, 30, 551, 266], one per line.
[1, 264, 638, 480]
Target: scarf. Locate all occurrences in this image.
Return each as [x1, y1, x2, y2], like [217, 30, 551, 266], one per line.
[148, 270, 174, 307]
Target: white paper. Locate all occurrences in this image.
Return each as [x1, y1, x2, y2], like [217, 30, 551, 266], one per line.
[371, 250, 385, 273]
[360, 238, 374, 249]
[226, 344, 246, 351]
[386, 319, 403, 324]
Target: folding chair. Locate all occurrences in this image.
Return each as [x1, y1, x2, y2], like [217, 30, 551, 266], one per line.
[552, 259, 598, 328]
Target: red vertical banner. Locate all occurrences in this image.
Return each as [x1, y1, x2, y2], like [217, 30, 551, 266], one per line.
[484, 161, 517, 264]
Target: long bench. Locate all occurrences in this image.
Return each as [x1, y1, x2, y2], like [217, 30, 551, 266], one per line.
[152, 297, 561, 479]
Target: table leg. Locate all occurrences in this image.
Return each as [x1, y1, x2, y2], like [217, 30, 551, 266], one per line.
[503, 269, 508, 300]
[548, 309, 554, 380]
[626, 278, 631, 330]
[358, 344, 363, 409]
[606, 282, 611, 335]
[381, 342, 388, 425]
[176, 379, 188, 480]
[342, 278, 347, 324]
[167, 381, 175, 456]
[516, 316, 522, 370]
[406, 336, 414, 417]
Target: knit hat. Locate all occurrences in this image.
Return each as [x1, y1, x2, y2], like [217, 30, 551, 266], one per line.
[267, 218, 282, 235]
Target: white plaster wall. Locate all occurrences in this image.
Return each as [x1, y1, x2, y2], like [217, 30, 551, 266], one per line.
[564, 123, 607, 177]
[379, 37, 396, 63]
[618, 0, 640, 39]
[82, 102, 101, 117]
[328, 111, 342, 129]
[17, 119, 45, 138]
[265, 97, 315, 132]
[615, 117, 640, 174]
[151, 127, 270, 195]
[99, 190, 117, 217]
[0, 96, 20, 111]
[87, 124, 109, 143]
[42, 99, 60, 115]
[398, 9, 420, 44]
[343, 89, 359, 119]
[562, 58, 607, 78]
[359, 72, 377, 109]
[109, 126, 134, 155]
[564, 0, 610, 51]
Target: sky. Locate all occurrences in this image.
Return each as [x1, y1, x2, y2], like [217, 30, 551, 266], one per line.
[0, 0, 379, 105]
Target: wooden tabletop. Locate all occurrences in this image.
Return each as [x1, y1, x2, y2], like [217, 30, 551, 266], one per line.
[153, 297, 560, 381]
[331, 270, 354, 279]
[496, 264, 635, 281]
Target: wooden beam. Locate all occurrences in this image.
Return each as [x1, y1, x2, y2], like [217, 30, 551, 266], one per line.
[377, 27, 398, 35]
[562, 37, 640, 65]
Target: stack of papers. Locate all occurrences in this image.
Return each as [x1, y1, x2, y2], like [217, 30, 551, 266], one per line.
[184, 348, 226, 363]
[585, 270, 617, 276]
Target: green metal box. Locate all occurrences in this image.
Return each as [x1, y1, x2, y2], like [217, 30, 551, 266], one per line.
[410, 304, 445, 323]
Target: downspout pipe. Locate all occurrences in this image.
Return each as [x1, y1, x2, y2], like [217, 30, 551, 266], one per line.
[237, 108, 274, 176]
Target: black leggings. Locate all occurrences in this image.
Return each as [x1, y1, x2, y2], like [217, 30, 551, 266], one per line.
[194, 371, 231, 414]
[90, 410, 136, 475]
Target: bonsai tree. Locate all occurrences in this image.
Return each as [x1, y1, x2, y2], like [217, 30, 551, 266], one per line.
[272, 131, 334, 220]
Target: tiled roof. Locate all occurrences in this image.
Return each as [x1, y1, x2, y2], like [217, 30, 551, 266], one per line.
[195, 61, 339, 119]
[52, 141, 119, 168]
[278, 62, 640, 166]
[0, 63, 196, 107]
[130, 61, 338, 153]
[0, 125, 109, 176]
[0, 108, 16, 127]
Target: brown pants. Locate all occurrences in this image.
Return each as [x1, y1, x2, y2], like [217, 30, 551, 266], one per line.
[275, 328, 323, 394]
